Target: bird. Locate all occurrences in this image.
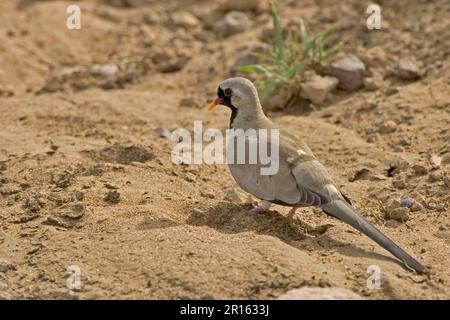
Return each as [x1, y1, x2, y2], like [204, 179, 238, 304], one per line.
[207, 77, 425, 273]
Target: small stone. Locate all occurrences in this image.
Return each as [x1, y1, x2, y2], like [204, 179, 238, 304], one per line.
[300, 76, 338, 105]
[387, 207, 409, 221]
[277, 287, 362, 300]
[0, 185, 21, 195]
[50, 170, 74, 188]
[232, 43, 270, 68]
[0, 259, 14, 273]
[441, 153, 450, 165]
[358, 46, 387, 69]
[201, 190, 215, 199]
[385, 86, 399, 96]
[154, 127, 172, 139]
[327, 54, 365, 91]
[429, 171, 442, 182]
[400, 198, 412, 208]
[412, 164, 428, 175]
[191, 208, 205, 218]
[378, 120, 397, 134]
[443, 175, 450, 188]
[397, 56, 422, 80]
[171, 12, 201, 32]
[183, 173, 196, 182]
[60, 202, 85, 219]
[410, 200, 424, 212]
[430, 154, 442, 167]
[0, 161, 6, 172]
[92, 64, 119, 77]
[392, 177, 407, 189]
[104, 190, 120, 204]
[363, 76, 382, 91]
[223, 188, 246, 203]
[214, 11, 250, 37]
[385, 219, 401, 228]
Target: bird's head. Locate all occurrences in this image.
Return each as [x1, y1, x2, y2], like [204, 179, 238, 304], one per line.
[207, 77, 261, 112]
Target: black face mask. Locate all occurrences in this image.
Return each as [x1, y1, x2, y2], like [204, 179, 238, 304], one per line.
[218, 86, 238, 128]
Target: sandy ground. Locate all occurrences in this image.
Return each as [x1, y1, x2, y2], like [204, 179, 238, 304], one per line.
[0, 0, 449, 299]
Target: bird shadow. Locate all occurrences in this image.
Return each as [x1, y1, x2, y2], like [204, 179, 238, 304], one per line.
[187, 202, 402, 267]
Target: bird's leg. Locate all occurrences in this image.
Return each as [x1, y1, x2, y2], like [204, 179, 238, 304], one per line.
[287, 207, 298, 224]
[249, 200, 271, 213]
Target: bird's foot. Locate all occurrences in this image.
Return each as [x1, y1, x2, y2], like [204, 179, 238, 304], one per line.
[249, 206, 268, 214]
[287, 207, 298, 220]
[249, 200, 272, 214]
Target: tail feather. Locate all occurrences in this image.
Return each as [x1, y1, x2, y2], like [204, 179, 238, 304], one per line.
[320, 199, 425, 273]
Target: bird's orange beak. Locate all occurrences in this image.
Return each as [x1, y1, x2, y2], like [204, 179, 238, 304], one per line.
[207, 98, 223, 111]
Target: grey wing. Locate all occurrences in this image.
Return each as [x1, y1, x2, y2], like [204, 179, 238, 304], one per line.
[227, 133, 341, 207]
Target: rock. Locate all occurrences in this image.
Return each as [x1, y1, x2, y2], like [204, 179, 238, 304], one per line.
[430, 154, 442, 167]
[410, 200, 424, 212]
[397, 56, 422, 80]
[429, 171, 442, 182]
[441, 153, 450, 165]
[378, 120, 397, 134]
[277, 287, 362, 300]
[191, 208, 205, 218]
[60, 202, 86, 219]
[387, 207, 409, 221]
[50, 170, 74, 188]
[359, 46, 387, 69]
[385, 219, 401, 228]
[444, 175, 450, 188]
[300, 76, 338, 105]
[412, 164, 428, 175]
[392, 176, 407, 189]
[327, 55, 365, 91]
[232, 43, 270, 68]
[0, 259, 14, 273]
[154, 127, 172, 139]
[171, 12, 201, 32]
[400, 198, 412, 208]
[201, 190, 215, 199]
[384, 86, 399, 96]
[223, 188, 247, 203]
[183, 173, 196, 182]
[0, 161, 6, 172]
[92, 64, 119, 77]
[349, 167, 372, 182]
[214, 11, 250, 37]
[0, 185, 21, 195]
[363, 76, 383, 91]
[104, 190, 120, 204]
[218, 0, 268, 13]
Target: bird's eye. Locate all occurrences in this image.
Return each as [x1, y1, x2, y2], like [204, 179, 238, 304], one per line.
[224, 88, 233, 97]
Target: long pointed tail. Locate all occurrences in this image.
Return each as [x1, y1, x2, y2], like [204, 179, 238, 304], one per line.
[320, 199, 425, 273]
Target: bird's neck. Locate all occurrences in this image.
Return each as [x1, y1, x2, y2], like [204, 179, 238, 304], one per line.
[230, 105, 271, 130]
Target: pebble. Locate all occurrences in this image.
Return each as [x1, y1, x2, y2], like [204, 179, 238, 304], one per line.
[429, 171, 442, 182]
[0, 259, 14, 273]
[397, 56, 422, 80]
[214, 11, 250, 37]
[92, 64, 119, 77]
[327, 54, 366, 91]
[430, 154, 442, 167]
[363, 76, 383, 91]
[378, 120, 397, 134]
[441, 153, 450, 165]
[400, 198, 412, 208]
[300, 75, 338, 105]
[154, 127, 172, 139]
[412, 164, 428, 175]
[443, 175, 450, 188]
[104, 190, 120, 204]
[171, 12, 201, 32]
[60, 202, 86, 219]
[223, 188, 246, 203]
[232, 42, 270, 68]
[358, 46, 387, 69]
